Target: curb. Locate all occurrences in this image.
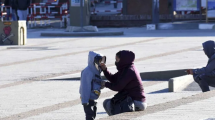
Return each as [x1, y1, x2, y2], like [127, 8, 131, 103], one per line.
[40, 31, 124, 37]
[199, 24, 215, 30]
[169, 75, 194, 92]
[147, 23, 199, 30]
[146, 23, 215, 30]
[57, 69, 188, 81]
[140, 69, 187, 80]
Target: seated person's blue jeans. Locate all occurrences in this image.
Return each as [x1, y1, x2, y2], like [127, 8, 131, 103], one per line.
[103, 99, 147, 116]
[194, 74, 215, 92]
[6, 8, 17, 21]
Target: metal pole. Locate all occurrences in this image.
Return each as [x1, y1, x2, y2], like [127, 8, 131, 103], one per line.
[80, 0, 84, 30]
[199, 0, 202, 22]
[157, 0, 159, 24]
[206, 0, 208, 23]
[152, 0, 155, 24]
[123, 0, 127, 15]
[171, 0, 174, 23]
[152, 0, 159, 24]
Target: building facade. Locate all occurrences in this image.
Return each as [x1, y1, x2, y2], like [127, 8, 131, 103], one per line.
[126, 0, 171, 15]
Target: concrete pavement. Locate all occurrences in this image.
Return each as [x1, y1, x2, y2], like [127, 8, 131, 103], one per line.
[0, 28, 215, 119]
[105, 90, 215, 120]
[0, 79, 200, 120]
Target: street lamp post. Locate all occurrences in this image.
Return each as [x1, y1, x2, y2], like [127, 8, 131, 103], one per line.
[80, 0, 84, 31]
[152, 0, 159, 24]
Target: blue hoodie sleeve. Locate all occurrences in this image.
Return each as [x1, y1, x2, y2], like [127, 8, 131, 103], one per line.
[80, 71, 93, 104]
[193, 60, 215, 75]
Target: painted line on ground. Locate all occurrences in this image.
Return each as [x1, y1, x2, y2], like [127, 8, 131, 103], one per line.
[0, 38, 163, 67]
[0, 46, 201, 90]
[0, 38, 85, 51]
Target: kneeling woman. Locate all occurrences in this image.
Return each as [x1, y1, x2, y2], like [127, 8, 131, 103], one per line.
[100, 50, 147, 115]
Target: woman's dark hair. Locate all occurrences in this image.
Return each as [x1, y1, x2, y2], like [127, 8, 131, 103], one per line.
[116, 51, 121, 59]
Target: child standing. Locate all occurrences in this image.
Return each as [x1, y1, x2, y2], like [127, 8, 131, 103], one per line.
[80, 51, 106, 120]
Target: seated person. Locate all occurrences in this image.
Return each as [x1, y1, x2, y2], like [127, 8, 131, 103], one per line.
[187, 40, 215, 92]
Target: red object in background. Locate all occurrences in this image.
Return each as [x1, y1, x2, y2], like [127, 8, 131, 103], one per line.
[3, 26, 11, 36]
[47, 0, 57, 2]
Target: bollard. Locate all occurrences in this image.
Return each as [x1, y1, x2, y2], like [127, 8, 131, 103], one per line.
[0, 21, 27, 45]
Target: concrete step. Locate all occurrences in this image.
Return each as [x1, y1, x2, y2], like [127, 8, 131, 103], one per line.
[157, 23, 199, 30]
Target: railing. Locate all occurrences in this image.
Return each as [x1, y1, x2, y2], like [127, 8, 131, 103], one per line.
[0, 2, 69, 28]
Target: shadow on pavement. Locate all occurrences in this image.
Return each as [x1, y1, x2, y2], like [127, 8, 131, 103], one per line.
[147, 88, 169, 94]
[97, 112, 107, 114]
[43, 78, 80, 81]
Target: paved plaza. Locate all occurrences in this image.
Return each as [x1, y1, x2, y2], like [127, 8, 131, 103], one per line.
[1, 28, 215, 119]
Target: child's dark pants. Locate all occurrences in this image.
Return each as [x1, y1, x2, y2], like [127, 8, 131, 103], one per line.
[83, 100, 97, 120]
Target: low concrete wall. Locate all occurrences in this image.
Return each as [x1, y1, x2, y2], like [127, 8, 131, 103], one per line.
[169, 75, 194, 92]
[140, 69, 187, 80]
[157, 23, 199, 30]
[67, 69, 187, 81]
[146, 23, 215, 30]
[199, 24, 215, 30]
[91, 15, 205, 27]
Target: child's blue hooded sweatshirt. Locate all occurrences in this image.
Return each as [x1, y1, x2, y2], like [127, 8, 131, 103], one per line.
[79, 51, 105, 104]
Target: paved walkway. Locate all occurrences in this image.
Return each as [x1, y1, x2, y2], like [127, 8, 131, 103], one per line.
[1, 28, 215, 119]
[103, 89, 215, 120]
[0, 79, 200, 120]
[134, 95, 215, 120]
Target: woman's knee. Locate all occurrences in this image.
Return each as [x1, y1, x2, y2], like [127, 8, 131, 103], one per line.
[103, 99, 112, 116]
[194, 75, 210, 83]
[200, 75, 215, 87]
[134, 101, 147, 111]
[198, 74, 212, 85]
[193, 75, 201, 83]
[103, 99, 111, 109]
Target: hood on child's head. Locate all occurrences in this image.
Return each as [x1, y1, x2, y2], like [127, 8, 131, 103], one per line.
[88, 51, 106, 73]
[203, 40, 215, 58]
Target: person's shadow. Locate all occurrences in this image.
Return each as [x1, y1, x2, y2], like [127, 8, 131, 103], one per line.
[97, 112, 107, 114]
[148, 88, 169, 94]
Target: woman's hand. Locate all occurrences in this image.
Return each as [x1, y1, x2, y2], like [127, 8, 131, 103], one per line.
[100, 63, 107, 71]
[100, 80, 106, 89]
[186, 69, 193, 75]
